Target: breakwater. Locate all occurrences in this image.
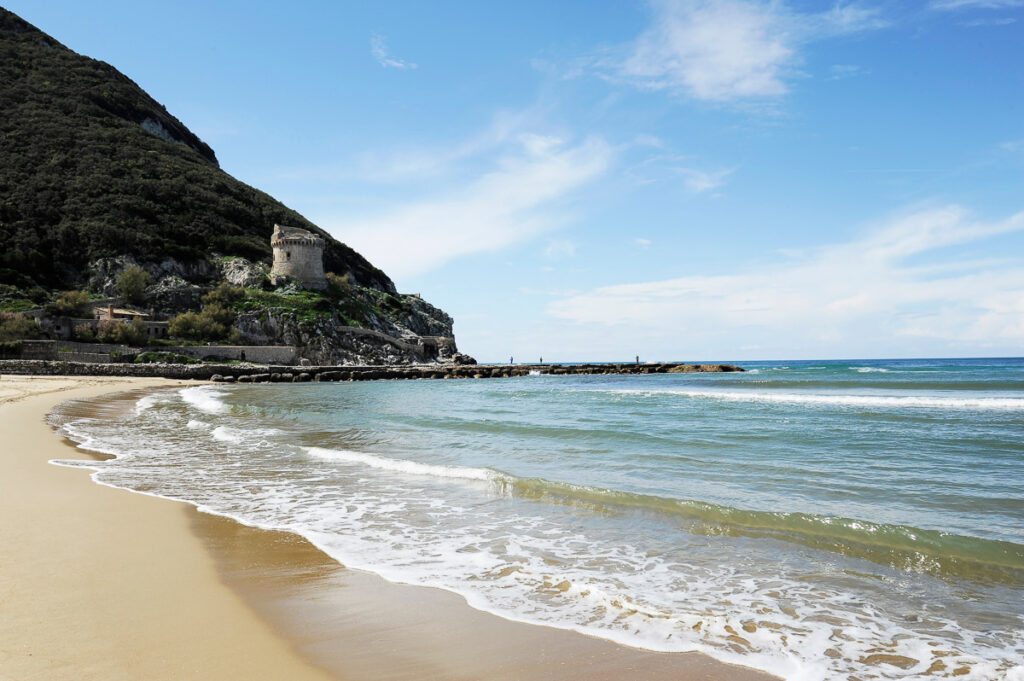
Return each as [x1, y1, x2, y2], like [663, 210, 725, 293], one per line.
[0, 359, 743, 382]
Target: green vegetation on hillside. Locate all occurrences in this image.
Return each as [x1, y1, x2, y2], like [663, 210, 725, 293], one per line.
[0, 8, 394, 294]
[0, 311, 40, 341]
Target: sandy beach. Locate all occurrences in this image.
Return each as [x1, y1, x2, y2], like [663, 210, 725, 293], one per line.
[0, 375, 777, 681]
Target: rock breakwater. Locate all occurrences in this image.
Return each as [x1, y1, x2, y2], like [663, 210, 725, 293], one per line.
[0, 360, 743, 382]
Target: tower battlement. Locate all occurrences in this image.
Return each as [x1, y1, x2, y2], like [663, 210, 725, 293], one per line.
[270, 224, 327, 290]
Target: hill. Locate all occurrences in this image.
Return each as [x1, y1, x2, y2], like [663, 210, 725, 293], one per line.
[0, 7, 394, 293]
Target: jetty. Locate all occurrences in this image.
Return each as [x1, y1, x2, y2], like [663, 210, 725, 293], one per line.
[0, 360, 743, 382]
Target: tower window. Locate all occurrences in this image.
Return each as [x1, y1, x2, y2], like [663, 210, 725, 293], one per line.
[286, 251, 291, 259]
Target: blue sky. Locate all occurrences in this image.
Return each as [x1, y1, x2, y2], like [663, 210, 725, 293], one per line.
[8, 0, 1024, 361]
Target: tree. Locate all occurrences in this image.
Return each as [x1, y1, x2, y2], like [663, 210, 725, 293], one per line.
[117, 265, 151, 305]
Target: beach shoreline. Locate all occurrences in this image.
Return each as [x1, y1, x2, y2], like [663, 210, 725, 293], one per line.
[1, 375, 777, 681]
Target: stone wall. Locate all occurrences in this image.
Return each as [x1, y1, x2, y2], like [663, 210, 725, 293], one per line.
[15, 340, 297, 365]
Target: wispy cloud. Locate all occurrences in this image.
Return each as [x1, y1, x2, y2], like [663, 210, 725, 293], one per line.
[614, 0, 886, 102]
[929, 0, 1023, 10]
[635, 237, 653, 248]
[327, 134, 613, 279]
[371, 33, 418, 70]
[548, 206, 1024, 352]
[543, 239, 578, 260]
[627, 153, 735, 193]
[960, 16, 1018, 25]
[828, 64, 868, 80]
[677, 166, 734, 193]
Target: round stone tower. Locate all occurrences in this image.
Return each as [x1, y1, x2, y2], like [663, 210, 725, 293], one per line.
[270, 224, 327, 290]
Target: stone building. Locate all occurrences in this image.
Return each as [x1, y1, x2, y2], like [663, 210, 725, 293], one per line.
[270, 224, 327, 290]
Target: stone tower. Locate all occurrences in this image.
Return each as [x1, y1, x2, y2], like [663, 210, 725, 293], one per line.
[270, 224, 327, 290]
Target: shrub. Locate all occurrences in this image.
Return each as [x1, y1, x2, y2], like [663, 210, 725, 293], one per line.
[73, 323, 96, 341]
[201, 303, 235, 327]
[202, 281, 245, 307]
[46, 290, 91, 316]
[117, 265, 151, 305]
[0, 340, 23, 357]
[325, 272, 352, 299]
[168, 305, 238, 342]
[0, 311, 40, 341]
[134, 351, 199, 365]
[96, 317, 147, 346]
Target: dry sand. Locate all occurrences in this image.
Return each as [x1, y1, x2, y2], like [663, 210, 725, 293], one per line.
[0, 374, 778, 681]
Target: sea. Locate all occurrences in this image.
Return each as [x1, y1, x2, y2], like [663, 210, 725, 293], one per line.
[52, 358, 1024, 680]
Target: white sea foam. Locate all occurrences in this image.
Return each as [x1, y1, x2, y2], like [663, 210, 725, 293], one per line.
[855, 367, 889, 373]
[211, 425, 281, 444]
[186, 419, 209, 430]
[604, 388, 1024, 411]
[307, 447, 500, 482]
[179, 386, 229, 414]
[135, 394, 160, 413]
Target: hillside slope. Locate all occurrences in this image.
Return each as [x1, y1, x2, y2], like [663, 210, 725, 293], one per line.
[0, 7, 394, 293]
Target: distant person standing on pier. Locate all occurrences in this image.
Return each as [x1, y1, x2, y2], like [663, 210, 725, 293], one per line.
[636, 355, 639, 364]
[510, 356, 514, 365]
[540, 357, 543, 364]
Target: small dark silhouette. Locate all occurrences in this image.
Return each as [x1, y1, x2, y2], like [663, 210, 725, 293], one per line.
[510, 356, 514, 365]
[540, 357, 543, 364]
[635, 355, 639, 364]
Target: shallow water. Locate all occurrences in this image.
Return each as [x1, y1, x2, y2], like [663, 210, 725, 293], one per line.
[53, 358, 1024, 680]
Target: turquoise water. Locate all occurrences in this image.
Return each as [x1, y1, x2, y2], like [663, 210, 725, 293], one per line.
[55, 358, 1024, 680]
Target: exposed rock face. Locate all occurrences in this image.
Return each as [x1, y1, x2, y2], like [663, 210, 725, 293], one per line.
[391, 294, 454, 338]
[88, 256, 215, 297]
[233, 310, 461, 365]
[146, 275, 205, 312]
[217, 257, 267, 288]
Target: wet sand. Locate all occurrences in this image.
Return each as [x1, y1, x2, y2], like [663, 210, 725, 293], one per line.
[0, 374, 779, 681]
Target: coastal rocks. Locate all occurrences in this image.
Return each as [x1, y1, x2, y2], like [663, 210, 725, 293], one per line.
[233, 309, 462, 366]
[1, 359, 743, 382]
[392, 294, 454, 338]
[666, 364, 742, 373]
[216, 257, 267, 288]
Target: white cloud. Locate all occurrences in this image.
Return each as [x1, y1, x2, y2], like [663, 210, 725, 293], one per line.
[828, 64, 867, 80]
[677, 166, 734, 193]
[371, 33, 418, 70]
[961, 16, 1018, 24]
[633, 134, 666, 148]
[543, 239, 578, 260]
[327, 135, 613, 280]
[520, 287, 582, 297]
[625, 152, 735, 192]
[635, 237, 653, 248]
[930, 0, 1023, 9]
[616, 0, 886, 102]
[547, 206, 1024, 353]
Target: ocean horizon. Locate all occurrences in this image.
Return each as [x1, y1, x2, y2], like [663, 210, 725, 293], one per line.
[54, 357, 1024, 680]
